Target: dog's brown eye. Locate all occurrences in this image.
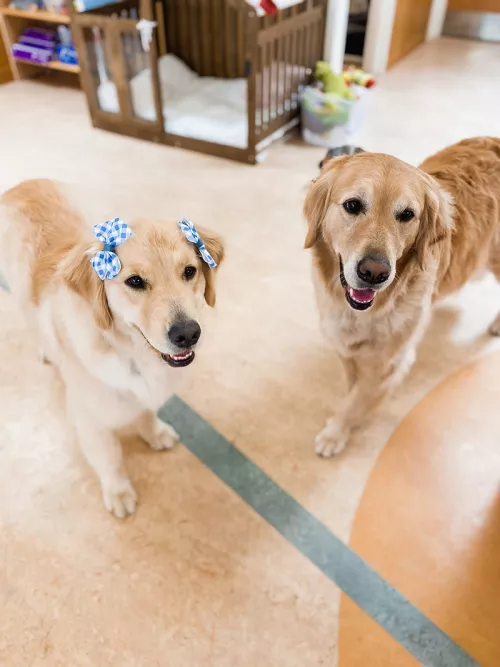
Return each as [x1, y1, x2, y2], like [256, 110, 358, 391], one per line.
[125, 275, 145, 289]
[343, 199, 362, 215]
[183, 265, 197, 280]
[398, 208, 415, 222]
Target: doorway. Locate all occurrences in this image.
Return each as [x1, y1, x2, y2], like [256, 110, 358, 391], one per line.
[345, 0, 371, 65]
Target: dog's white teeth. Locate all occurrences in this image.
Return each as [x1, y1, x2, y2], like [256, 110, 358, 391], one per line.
[172, 350, 192, 360]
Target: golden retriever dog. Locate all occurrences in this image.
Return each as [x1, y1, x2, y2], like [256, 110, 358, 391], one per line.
[304, 137, 500, 457]
[0, 180, 224, 517]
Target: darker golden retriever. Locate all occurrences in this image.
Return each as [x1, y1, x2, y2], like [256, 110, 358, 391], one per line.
[304, 137, 500, 456]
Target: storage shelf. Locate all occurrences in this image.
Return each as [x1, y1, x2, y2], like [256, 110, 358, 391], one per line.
[13, 56, 80, 73]
[1, 8, 71, 24]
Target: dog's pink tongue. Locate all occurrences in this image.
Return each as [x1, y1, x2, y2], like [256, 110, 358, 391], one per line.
[350, 288, 375, 303]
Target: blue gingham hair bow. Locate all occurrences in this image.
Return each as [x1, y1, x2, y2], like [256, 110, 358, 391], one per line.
[178, 217, 217, 269]
[90, 217, 134, 280]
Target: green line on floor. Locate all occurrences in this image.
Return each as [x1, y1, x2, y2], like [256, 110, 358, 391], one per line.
[0, 273, 8, 292]
[159, 395, 481, 667]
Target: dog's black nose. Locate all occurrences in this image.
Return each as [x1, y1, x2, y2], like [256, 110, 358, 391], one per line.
[357, 255, 390, 285]
[167, 320, 201, 348]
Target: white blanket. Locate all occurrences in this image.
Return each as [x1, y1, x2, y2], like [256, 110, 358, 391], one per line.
[98, 55, 249, 149]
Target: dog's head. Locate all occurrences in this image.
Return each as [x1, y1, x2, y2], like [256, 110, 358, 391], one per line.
[62, 219, 224, 367]
[304, 153, 454, 311]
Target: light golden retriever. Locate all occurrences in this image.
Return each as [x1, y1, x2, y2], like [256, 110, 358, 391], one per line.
[304, 137, 500, 457]
[0, 180, 224, 516]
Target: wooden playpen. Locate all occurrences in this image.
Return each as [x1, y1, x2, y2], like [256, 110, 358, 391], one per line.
[72, 0, 327, 163]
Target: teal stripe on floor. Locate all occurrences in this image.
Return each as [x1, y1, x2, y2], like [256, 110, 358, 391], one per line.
[159, 395, 480, 667]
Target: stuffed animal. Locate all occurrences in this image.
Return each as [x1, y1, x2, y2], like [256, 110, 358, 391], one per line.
[314, 61, 357, 101]
[343, 66, 376, 88]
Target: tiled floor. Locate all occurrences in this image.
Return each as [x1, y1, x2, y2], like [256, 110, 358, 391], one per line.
[0, 37, 499, 666]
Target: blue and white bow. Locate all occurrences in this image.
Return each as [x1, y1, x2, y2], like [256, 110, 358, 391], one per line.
[178, 217, 217, 269]
[90, 217, 134, 280]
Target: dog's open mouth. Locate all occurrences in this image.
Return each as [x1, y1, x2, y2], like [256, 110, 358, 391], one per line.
[134, 326, 196, 368]
[161, 349, 195, 368]
[339, 256, 376, 311]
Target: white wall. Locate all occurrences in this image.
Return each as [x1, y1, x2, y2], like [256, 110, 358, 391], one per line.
[427, 0, 448, 40]
[362, 0, 397, 74]
[323, 0, 350, 73]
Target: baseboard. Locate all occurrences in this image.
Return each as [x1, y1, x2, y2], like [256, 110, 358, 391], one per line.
[443, 10, 500, 42]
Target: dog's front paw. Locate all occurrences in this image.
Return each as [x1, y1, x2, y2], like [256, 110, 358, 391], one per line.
[148, 418, 180, 451]
[314, 419, 350, 458]
[102, 478, 137, 519]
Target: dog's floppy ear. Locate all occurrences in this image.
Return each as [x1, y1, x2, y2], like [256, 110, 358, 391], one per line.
[61, 242, 113, 330]
[303, 156, 349, 249]
[196, 226, 224, 307]
[415, 176, 454, 269]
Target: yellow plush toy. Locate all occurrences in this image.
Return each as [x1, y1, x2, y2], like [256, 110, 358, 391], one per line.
[314, 61, 357, 101]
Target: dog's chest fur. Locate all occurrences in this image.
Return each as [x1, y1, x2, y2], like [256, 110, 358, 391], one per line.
[312, 268, 433, 360]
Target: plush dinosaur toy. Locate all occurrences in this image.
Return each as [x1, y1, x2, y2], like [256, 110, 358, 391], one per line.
[314, 61, 357, 101]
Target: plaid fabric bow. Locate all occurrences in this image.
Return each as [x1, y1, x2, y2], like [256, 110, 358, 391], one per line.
[178, 217, 217, 269]
[90, 217, 134, 280]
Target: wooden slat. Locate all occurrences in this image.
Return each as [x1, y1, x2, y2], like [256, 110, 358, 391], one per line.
[188, 0, 201, 73]
[258, 44, 264, 131]
[257, 6, 322, 44]
[0, 8, 71, 24]
[245, 8, 258, 156]
[211, 0, 223, 77]
[223, 0, 232, 78]
[286, 27, 295, 108]
[314, 16, 323, 63]
[71, 24, 101, 115]
[104, 23, 134, 122]
[167, 0, 177, 56]
[304, 15, 312, 69]
[200, 0, 211, 76]
[299, 24, 307, 80]
[155, 0, 167, 55]
[236, 7, 244, 76]
[147, 25, 164, 134]
[178, 0, 189, 68]
[266, 41, 273, 129]
[0, 11, 21, 79]
[281, 31, 295, 124]
[139, 0, 152, 19]
[259, 43, 266, 130]
[275, 37, 283, 117]
[293, 28, 301, 102]
[72, 13, 137, 29]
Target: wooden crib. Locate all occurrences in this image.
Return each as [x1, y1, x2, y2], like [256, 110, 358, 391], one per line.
[72, 0, 327, 164]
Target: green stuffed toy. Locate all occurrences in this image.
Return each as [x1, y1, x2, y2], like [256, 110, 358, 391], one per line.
[315, 61, 357, 101]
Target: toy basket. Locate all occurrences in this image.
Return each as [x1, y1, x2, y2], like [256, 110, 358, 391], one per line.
[300, 85, 364, 147]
